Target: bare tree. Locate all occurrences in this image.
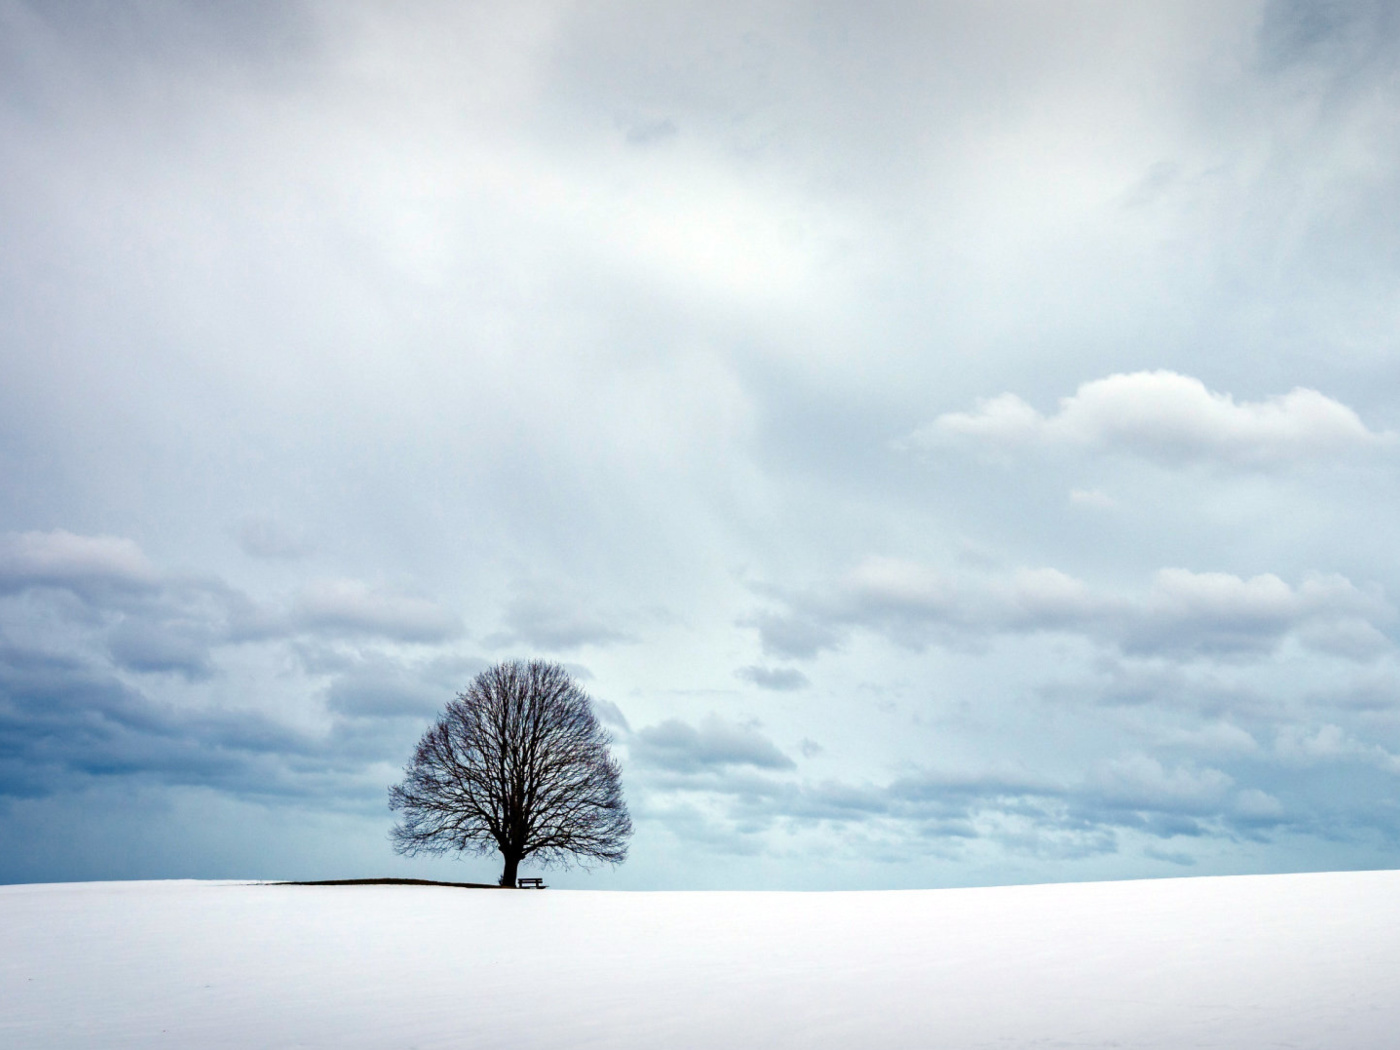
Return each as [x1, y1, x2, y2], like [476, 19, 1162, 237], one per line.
[388, 660, 632, 886]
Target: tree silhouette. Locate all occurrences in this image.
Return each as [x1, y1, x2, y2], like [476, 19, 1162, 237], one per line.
[389, 660, 631, 886]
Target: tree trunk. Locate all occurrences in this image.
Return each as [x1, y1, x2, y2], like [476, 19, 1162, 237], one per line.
[499, 852, 520, 888]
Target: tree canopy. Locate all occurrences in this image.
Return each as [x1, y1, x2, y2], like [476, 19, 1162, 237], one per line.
[388, 660, 631, 886]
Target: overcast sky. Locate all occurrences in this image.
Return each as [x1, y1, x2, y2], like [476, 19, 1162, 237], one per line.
[3, 0, 1400, 889]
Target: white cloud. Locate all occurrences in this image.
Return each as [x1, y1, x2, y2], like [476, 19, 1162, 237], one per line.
[1274, 724, 1400, 773]
[910, 371, 1392, 466]
[1128, 569, 1389, 657]
[0, 530, 158, 593]
[839, 559, 1108, 636]
[1149, 568, 1299, 621]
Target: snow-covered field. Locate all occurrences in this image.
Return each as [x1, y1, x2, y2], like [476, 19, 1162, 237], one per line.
[3, 871, 1398, 1049]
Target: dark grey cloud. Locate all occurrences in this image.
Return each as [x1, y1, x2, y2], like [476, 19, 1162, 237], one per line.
[0, 530, 481, 829]
[0, 638, 320, 802]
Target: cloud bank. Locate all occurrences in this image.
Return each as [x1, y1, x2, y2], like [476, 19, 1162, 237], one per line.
[753, 557, 1393, 660]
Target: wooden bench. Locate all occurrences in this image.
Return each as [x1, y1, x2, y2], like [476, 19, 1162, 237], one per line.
[517, 877, 546, 889]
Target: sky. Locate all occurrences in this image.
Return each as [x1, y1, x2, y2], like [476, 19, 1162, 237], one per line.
[2, 0, 1400, 890]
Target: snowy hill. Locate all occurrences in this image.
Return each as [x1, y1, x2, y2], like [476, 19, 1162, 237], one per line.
[3, 871, 1398, 1048]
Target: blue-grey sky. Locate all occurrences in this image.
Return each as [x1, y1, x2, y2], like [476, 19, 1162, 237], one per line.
[4, 0, 1400, 889]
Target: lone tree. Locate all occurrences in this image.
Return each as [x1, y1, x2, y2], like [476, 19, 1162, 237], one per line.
[388, 660, 632, 887]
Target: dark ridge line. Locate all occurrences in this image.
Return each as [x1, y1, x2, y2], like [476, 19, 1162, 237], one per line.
[272, 877, 506, 889]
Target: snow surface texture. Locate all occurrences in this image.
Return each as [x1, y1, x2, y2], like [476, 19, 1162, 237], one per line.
[3, 872, 1398, 1049]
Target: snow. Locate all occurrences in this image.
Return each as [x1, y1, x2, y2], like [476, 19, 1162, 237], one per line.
[3, 871, 1399, 1048]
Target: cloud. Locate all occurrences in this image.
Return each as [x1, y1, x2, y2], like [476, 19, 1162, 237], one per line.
[1143, 846, 1196, 866]
[0, 639, 329, 802]
[0, 530, 158, 595]
[1307, 671, 1400, 712]
[1273, 723, 1400, 773]
[635, 752, 1301, 864]
[106, 618, 215, 679]
[634, 725, 1286, 860]
[590, 698, 631, 731]
[323, 665, 450, 719]
[907, 371, 1392, 466]
[0, 530, 482, 814]
[1038, 659, 1271, 718]
[735, 665, 810, 691]
[754, 558, 1108, 656]
[491, 591, 634, 651]
[1125, 568, 1390, 657]
[883, 758, 1288, 847]
[237, 516, 314, 560]
[294, 580, 462, 643]
[0, 532, 472, 668]
[745, 610, 844, 661]
[0, 597, 470, 809]
[0, 532, 268, 676]
[1233, 788, 1284, 822]
[320, 651, 487, 720]
[750, 558, 1393, 661]
[630, 715, 796, 773]
[1090, 754, 1233, 812]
